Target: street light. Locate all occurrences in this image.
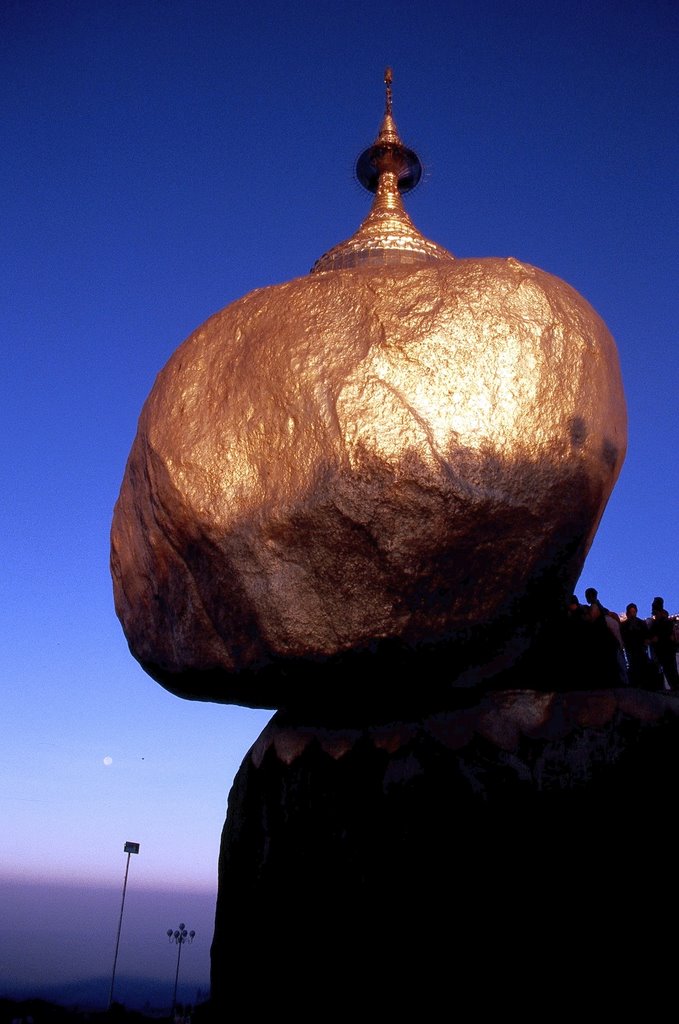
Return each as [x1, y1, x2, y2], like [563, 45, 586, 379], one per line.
[108, 841, 140, 1009]
[167, 922, 195, 1016]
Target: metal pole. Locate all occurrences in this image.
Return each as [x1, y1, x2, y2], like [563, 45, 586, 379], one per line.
[167, 924, 194, 1018]
[172, 938, 183, 1015]
[109, 851, 131, 1009]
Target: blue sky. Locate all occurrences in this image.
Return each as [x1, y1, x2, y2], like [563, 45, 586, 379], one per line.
[1, 0, 677, 1000]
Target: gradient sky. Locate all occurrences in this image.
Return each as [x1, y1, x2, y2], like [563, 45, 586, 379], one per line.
[2, 0, 677, 999]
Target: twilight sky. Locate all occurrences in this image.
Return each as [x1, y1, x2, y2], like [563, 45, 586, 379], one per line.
[2, 0, 677, 1001]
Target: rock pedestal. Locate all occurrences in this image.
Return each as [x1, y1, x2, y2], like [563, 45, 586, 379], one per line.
[209, 687, 679, 1015]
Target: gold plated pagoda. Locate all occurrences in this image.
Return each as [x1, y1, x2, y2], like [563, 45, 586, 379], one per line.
[111, 64, 626, 711]
[311, 68, 455, 272]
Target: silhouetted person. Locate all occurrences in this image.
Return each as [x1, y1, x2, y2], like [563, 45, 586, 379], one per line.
[581, 600, 621, 688]
[620, 603, 652, 689]
[584, 587, 604, 612]
[558, 594, 590, 689]
[585, 586, 627, 685]
[648, 597, 679, 691]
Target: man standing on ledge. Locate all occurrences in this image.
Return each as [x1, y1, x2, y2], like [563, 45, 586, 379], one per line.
[648, 597, 679, 691]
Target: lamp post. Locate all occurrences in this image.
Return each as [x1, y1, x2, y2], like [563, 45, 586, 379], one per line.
[108, 841, 140, 1009]
[167, 923, 195, 1016]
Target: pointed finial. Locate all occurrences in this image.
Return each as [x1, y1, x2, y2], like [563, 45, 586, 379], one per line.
[310, 69, 454, 273]
[355, 69, 421, 193]
[384, 67, 393, 115]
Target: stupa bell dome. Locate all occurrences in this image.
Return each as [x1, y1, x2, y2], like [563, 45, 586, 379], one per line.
[111, 70, 626, 715]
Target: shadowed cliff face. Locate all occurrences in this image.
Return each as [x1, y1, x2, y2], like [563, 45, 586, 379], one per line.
[208, 688, 679, 1014]
[111, 260, 626, 711]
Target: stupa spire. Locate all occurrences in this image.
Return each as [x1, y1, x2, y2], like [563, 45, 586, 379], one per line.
[372, 65, 400, 147]
[311, 68, 454, 273]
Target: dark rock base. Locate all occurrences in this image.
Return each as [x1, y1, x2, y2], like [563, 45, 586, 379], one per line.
[209, 688, 679, 1016]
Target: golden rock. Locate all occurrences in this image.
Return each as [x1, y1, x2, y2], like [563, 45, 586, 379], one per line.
[111, 72, 626, 712]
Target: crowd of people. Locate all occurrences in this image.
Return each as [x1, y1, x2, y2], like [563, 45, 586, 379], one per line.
[562, 589, 679, 692]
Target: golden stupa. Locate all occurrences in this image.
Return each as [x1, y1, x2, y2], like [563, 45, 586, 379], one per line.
[111, 70, 626, 713]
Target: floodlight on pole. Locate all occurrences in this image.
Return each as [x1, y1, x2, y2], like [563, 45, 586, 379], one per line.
[167, 922, 195, 1016]
[108, 840, 140, 1008]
